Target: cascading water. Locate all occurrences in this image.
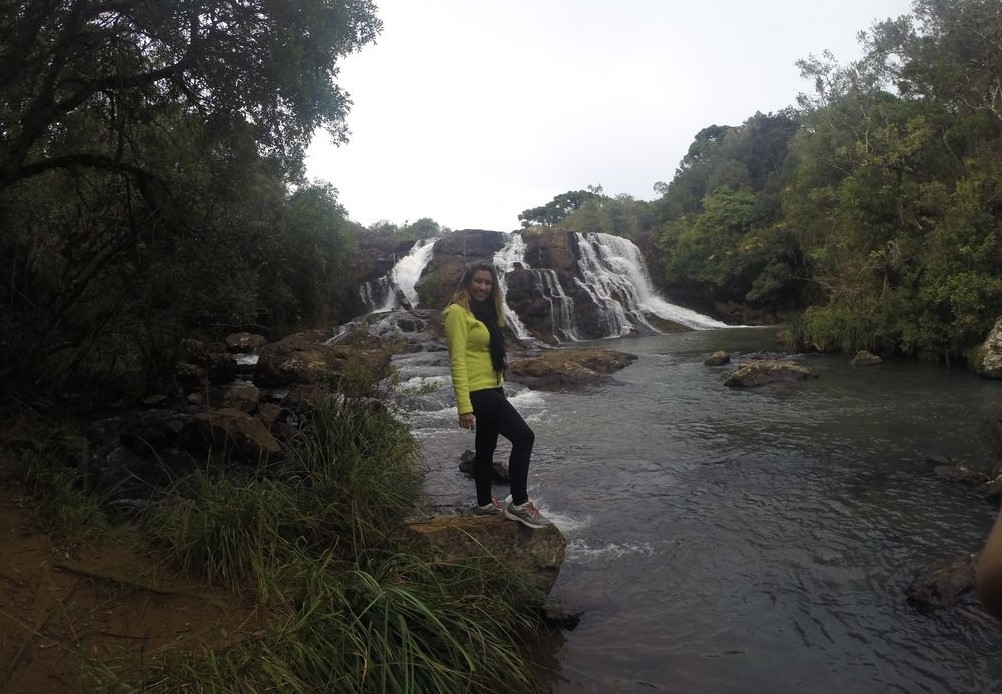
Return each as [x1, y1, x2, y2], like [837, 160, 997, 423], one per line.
[574, 232, 729, 333]
[492, 233, 534, 342]
[360, 238, 436, 312]
[534, 269, 579, 342]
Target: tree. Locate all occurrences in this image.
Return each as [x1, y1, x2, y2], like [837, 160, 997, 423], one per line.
[0, 0, 381, 398]
[518, 189, 601, 227]
[0, 0, 381, 189]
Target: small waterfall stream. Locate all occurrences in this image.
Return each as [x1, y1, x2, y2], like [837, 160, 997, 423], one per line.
[360, 238, 436, 312]
[492, 233, 534, 342]
[574, 232, 730, 333]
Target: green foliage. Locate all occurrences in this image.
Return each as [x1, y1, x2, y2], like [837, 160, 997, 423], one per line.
[111, 395, 547, 693]
[519, 188, 602, 228]
[143, 395, 422, 590]
[0, 417, 108, 544]
[643, 0, 1002, 357]
[367, 217, 447, 239]
[0, 1, 377, 400]
[87, 551, 547, 693]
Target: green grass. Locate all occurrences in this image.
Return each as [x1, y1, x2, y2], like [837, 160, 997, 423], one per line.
[0, 416, 109, 545]
[7, 392, 552, 693]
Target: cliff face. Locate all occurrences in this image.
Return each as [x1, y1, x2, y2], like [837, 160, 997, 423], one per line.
[414, 229, 508, 309]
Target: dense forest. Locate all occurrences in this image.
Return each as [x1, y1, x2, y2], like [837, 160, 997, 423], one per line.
[3, 0, 1002, 408]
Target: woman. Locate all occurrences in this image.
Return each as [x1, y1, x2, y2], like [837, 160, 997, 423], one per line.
[443, 261, 551, 529]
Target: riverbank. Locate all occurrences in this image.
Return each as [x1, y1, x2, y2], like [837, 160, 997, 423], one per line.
[0, 386, 560, 692]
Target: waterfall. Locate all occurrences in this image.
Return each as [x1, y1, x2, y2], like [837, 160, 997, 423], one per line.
[492, 233, 534, 341]
[534, 269, 579, 342]
[360, 238, 436, 312]
[574, 232, 730, 333]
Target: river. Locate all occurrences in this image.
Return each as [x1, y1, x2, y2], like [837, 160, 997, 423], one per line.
[391, 326, 1002, 693]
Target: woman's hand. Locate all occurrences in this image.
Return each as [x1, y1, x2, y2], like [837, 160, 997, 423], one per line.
[459, 413, 476, 430]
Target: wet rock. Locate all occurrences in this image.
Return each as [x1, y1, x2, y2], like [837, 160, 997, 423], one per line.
[223, 383, 260, 413]
[401, 514, 566, 594]
[704, 350, 730, 366]
[256, 403, 282, 432]
[907, 556, 977, 608]
[141, 393, 168, 407]
[203, 351, 237, 385]
[723, 359, 816, 388]
[255, 329, 392, 391]
[175, 362, 205, 392]
[192, 407, 281, 461]
[851, 350, 882, 367]
[458, 448, 510, 482]
[225, 332, 268, 353]
[541, 601, 582, 631]
[508, 348, 637, 391]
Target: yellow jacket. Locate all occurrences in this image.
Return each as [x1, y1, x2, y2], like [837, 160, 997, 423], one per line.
[443, 303, 503, 415]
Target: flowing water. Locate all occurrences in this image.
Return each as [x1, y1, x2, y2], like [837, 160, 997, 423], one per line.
[392, 327, 1002, 694]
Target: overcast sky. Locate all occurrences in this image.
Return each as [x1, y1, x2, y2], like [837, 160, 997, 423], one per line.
[305, 0, 916, 232]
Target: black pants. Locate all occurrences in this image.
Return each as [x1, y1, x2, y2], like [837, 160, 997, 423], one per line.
[470, 387, 534, 506]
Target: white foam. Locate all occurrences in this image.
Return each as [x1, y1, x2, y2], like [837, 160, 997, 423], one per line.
[566, 539, 657, 561]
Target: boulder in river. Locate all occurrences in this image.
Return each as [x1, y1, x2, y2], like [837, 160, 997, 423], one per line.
[723, 359, 816, 388]
[907, 555, 977, 609]
[850, 350, 882, 367]
[508, 348, 637, 391]
[704, 350, 730, 366]
[458, 448, 509, 482]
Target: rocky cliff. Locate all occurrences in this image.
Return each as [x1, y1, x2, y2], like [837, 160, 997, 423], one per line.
[340, 228, 729, 343]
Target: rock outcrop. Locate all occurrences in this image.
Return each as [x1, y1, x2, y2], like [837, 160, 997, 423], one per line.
[723, 359, 816, 387]
[402, 515, 566, 594]
[972, 317, 1002, 378]
[851, 350, 882, 367]
[704, 350, 730, 366]
[508, 348, 638, 390]
[907, 556, 977, 608]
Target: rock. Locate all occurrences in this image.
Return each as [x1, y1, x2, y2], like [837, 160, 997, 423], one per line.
[851, 350, 882, 367]
[987, 474, 1002, 498]
[203, 351, 237, 385]
[402, 514, 566, 594]
[704, 350, 730, 366]
[175, 362, 205, 391]
[225, 332, 268, 353]
[972, 317, 1002, 378]
[414, 230, 509, 308]
[282, 384, 331, 415]
[223, 384, 260, 413]
[192, 407, 282, 461]
[541, 601, 582, 631]
[141, 393, 168, 407]
[458, 449, 509, 482]
[931, 458, 992, 485]
[522, 229, 578, 272]
[723, 359, 816, 388]
[254, 329, 393, 391]
[907, 556, 977, 608]
[508, 348, 637, 391]
[256, 403, 282, 432]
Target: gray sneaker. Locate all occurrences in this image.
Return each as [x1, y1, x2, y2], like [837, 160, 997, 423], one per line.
[472, 499, 503, 517]
[504, 500, 552, 529]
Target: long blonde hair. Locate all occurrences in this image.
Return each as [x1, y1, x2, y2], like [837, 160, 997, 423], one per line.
[448, 260, 506, 326]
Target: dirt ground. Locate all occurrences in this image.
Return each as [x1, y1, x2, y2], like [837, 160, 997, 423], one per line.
[0, 490, 264, 693]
